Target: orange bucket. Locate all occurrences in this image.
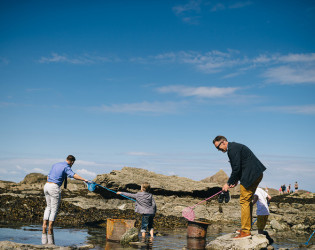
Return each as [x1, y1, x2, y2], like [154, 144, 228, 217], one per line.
[106, 219, 136, 242]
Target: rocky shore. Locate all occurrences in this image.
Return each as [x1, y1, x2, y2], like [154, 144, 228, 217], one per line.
[0, 167, 314, 233]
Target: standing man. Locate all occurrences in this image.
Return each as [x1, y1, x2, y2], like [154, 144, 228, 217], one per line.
[42, 155, 88, 244]
[213, 136, 266, 239]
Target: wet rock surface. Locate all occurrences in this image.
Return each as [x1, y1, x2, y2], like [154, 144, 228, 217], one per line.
[206, 232, 269, 250]
[0, 168, 314, 234]
[0, 240, 94, 249]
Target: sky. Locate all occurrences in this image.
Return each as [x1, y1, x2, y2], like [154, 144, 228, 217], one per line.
[0, 0, 314, 192]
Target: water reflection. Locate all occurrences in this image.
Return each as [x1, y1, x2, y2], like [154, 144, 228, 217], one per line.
[140, 237, 153, 249]
[41, 232, 55, 245]
[0, 223, 311, 249]
[104, 236, 154, 250]
[186, 238, 206, 250]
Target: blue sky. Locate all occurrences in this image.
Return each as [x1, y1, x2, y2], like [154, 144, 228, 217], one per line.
[1, 0, 314, 192]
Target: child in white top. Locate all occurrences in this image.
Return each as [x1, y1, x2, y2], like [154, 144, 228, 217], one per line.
[252, 187, 271, 234]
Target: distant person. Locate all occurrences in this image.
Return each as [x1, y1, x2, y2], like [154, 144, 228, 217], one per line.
[117, 182, 157, 239]
[265, 186, 268, 193]
[213, 136, 266, 239]
[279, 186, 282, 195]
[42, 155, 88, 244]
[252, 187, 273, 243]
[281, 184, 286, 194]
[287, 184, 291, 194]
[295, 181, 299, 193]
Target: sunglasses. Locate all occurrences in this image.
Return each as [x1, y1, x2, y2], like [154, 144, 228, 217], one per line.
[216, 141, 224, 150]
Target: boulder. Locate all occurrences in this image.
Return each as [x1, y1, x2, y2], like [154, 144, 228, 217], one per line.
[206, 232, 269, 250]
[20, 173, 47, 184]
[201, 169, 229, 186]
[94, 167, 220, 197]
[270, 219, 287, 231]
[291, 223, 309, 231]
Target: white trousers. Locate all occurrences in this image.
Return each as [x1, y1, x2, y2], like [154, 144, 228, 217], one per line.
[43, 183, 61, 221]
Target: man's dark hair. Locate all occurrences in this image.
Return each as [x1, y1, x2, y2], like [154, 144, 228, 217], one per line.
[67, 155, 76, 162]
[213, 135, 227, 144]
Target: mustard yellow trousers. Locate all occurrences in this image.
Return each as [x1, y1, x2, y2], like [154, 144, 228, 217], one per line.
[239, 174, 263, 234]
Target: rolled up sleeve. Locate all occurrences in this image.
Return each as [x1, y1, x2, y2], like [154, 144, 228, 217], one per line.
[64, 166, 75, 178]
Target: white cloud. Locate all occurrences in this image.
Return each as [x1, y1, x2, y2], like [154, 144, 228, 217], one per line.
[76, 169, 97, 178]
[172, 0, 202, 24]
[260, 105, 315, 115]
[150, 50, 243, 73]
[39, 53, 120, 64]
[15, 164, 45, 174]
[0, 157, 116, 183]
[76, 160, 105, 167]
[157, 85, 239, 98]
[211, 3, 225, 12]
[31, 168, 45, 173]
[90, 101, 184, 114]
[278, 53, 315, 63]
[211, 1, 253, 12]
[229, 1, 253, 9]
[264, 66, 315, 84]
[172, 0, 201, 15]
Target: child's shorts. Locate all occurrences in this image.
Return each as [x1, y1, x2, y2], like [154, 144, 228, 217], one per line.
[141, 214, 154, 233]
[257, 215, 269, 230]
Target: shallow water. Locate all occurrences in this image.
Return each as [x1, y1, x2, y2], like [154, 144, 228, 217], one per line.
[0, 223, 313, 249]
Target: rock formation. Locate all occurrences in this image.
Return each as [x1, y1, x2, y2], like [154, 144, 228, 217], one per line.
[0, 167, 314, 234]
[201, 169, 229, 186]
[206, 232, 269, 250]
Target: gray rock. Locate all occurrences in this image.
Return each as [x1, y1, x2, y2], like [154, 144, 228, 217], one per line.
[291, 223, 309, 231]
[120, 227, 139, 245]
[270, 219, 285, 231]
[94, 167, 219, 194]
[206, 233, 269, 250]
[0, 240, 89, 249]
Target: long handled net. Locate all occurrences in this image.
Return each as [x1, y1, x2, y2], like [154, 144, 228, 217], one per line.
[182, 190, 223, 221]
[86, 181, 136, 202]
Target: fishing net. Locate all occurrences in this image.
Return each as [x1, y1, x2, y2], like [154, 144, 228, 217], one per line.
[182, 207, 195, 221]
[85, 181, 136, 202]
[182, 190, 223, 222]
[86, 181, 97, 192]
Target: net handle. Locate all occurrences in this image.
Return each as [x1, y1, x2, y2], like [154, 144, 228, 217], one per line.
[190, 190, 223, 209]
[87, 181, 136, 202]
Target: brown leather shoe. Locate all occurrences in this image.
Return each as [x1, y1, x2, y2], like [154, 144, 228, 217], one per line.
[233, 231, 251, 240]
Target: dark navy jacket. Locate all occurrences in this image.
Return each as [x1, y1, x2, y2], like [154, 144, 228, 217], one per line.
[227, 142, 266, 188]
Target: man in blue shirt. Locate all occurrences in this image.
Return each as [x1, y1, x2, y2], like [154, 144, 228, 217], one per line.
[42, 155, 88, 244]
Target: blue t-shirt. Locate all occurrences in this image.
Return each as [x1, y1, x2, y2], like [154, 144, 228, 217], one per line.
[47, 161, 75, 187]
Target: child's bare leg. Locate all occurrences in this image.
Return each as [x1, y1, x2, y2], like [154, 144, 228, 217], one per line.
[42, 220, 48, 234]
[150, 228, 154, 238]
[141, 232, 146, 238]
